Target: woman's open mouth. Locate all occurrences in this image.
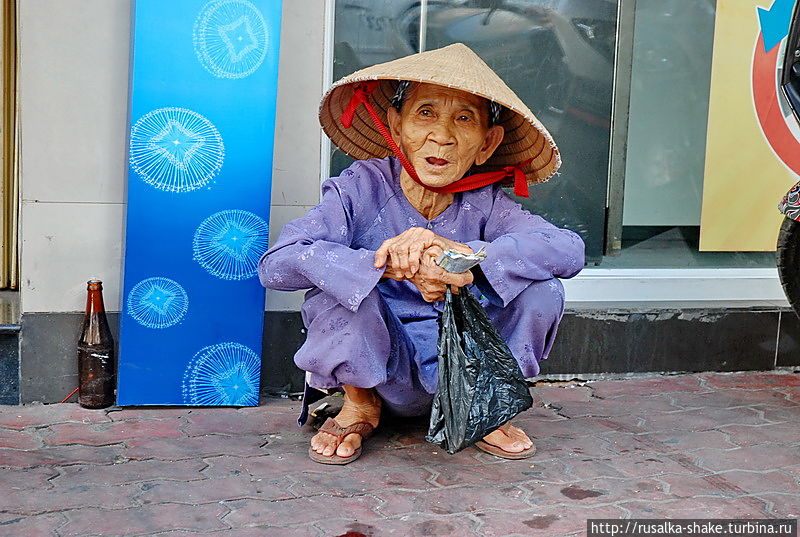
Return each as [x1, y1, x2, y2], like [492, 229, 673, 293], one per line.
[425, 157, 450, 167]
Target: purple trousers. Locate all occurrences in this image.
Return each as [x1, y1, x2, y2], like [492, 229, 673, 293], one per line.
[295, 278, 565, 424]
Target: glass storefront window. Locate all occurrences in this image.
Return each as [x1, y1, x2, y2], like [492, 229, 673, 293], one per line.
[606, 0, 775, 268]
[330, 1, 421, 183]
[331, 0, 618, 264]
[329, 0, 777, 270]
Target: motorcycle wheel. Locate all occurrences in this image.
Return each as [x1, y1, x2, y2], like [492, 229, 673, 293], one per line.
[776, 216, 800, 317]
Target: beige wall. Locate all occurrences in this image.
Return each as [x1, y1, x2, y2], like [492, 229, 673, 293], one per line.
[18, 0, 325, 314]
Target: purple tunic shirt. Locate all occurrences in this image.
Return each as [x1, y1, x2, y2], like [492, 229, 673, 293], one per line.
[259, 157, 584, 413]
[259, 156, 584, 313]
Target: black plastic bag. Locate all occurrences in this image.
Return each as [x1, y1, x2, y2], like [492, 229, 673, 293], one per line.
[425, 287, 533, 454]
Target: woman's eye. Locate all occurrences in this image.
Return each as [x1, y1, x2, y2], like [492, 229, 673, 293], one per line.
[420, 109, 432, 116]
[458, 115, 470, 121]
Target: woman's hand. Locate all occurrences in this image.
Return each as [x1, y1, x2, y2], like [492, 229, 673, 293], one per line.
[374, 227, 438, 279]
[381, 258, 407, 281]
[408, 245, 474, 302]
[374, 227, 473, 279]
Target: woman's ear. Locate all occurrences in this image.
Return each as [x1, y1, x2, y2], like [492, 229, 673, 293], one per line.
[387, 106, 402, 144]
[474, 125, 504, 166]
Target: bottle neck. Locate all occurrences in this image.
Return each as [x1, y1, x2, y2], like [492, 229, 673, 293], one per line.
[81, 282, 112, 346]
[85, 283, 106, 315]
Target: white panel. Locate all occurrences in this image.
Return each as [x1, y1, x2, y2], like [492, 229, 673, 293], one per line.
[271, 0, 325, 207]
[266, 289, 307, 312]
[266, 204, 317, 312]
[18, 0, 131, 204]
[266, 0, 327, 311]
[20, 201, 124, 313]
[563, 268, 788, 306]
[267, 204, 317, 248]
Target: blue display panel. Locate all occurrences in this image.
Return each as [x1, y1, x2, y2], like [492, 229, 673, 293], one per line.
[118, 0, 282, 405]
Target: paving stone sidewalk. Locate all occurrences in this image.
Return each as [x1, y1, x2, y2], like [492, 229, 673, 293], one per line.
[1, 370, 799, 537]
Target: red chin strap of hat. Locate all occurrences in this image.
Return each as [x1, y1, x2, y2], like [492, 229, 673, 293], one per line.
[339, 82, 531, 198]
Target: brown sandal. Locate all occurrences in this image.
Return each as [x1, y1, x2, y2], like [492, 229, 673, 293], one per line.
[308, 417, 376, 465]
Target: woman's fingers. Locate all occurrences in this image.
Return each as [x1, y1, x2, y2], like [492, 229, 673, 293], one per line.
[408, 242, 426, 275]
[382, 267, 405, 281]
[431, 236, 473, 255]
[395, 243, 412, 278]
[422, 244, 444, 267]
[377, 227, 447, 274]
[374, 238, 395, 268]
[408, 228, 432, 274]
[425, 280, 447, 302]
[396, 229, 434, 277]
[412, 261, 473, 298]
[422, 290, 446, 302]
[386, 239, 410, 276]
[408, 269, 447, 302]
[439, 269, 473, 287]
[378, 227, 450, 278]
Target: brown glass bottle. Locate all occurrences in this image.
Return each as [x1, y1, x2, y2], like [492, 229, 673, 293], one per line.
[77, 280, 116, 409]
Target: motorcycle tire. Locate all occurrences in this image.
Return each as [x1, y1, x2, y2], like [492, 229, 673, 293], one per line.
[776, 216, 800, 317]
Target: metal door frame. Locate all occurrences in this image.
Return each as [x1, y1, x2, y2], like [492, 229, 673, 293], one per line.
[605, 0, 635, 256]
[1, 0, 18, 289]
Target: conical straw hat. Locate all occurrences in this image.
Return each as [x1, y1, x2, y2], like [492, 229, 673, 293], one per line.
[319, 43, 560, 185]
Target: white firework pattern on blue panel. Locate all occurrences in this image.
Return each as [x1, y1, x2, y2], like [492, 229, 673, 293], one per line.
[182, 342, 260, 405]
[193, 209, 269, 280]
[193, 0, 269, 79]
[129, 107, 225, 193]
[127, 277, 189, 329]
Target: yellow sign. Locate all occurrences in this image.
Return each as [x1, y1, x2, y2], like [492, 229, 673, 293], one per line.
[700, 0, 799, 251]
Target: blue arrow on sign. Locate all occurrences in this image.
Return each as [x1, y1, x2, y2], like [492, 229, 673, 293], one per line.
[758, 0, 797, 52]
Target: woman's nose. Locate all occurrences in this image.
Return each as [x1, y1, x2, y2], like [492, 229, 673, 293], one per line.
[428, 119, 456, 145]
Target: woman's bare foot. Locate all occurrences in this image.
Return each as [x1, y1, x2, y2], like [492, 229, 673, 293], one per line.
[310, 385, 382, 459]
[481, 421, 534, 453]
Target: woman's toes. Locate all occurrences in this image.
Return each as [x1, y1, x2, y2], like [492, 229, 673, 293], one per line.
[483, 429, 523, 452]
[336, 434, 361, 457]
[518, 433, 534, 449]
[505, 424, 533, 448]
[510, 431, 532, 448]
[513, 434, 532, 450]
[311, 432, 339, 456]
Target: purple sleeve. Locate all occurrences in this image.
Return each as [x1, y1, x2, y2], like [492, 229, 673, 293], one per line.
[465, 187, 585, 306]
[257, 178, 385, 312]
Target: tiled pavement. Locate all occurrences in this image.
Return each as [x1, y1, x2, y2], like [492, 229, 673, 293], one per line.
[1, 370, 799, 537]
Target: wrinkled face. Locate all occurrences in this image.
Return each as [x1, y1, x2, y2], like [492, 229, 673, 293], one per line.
[387, 83, 504, 188]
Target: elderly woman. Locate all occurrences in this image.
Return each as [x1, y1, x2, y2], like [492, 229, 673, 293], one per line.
[259, 43, 584, 464]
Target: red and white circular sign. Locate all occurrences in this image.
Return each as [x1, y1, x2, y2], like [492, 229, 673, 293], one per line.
[752, 33, 800, 175]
